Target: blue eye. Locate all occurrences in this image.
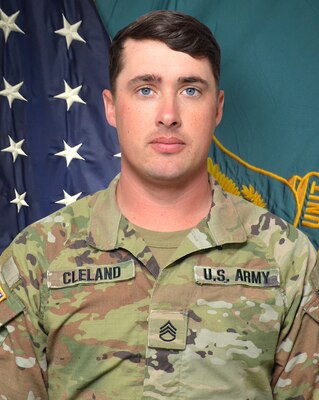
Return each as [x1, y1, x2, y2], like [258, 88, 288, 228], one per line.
[139, 87, 152, 96]
[184, 87, 199, 96]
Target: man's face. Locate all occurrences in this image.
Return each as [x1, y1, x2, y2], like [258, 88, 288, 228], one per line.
[103, 39, 224, 187]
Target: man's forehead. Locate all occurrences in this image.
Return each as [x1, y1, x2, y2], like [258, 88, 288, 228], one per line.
[122, 38, 165, 51]
[122, 38, 206, 63]
[120, 39, 214, 80]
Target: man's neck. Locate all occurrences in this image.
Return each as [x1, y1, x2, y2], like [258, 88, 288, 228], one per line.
[116, 173, 212, 232]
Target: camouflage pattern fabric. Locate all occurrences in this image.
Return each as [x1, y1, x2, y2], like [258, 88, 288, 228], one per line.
[0, 176, 318, 399]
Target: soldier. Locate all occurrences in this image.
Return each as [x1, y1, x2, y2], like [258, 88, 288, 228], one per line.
[0, 10, 318, 400]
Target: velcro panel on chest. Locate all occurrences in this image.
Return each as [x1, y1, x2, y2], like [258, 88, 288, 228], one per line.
[0, 257, 25, 325]
[0, 281, 25, 326]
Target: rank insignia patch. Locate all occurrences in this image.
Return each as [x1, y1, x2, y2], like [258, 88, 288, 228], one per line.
[148, 310, 188, 350]
[0, 285, 7, 303]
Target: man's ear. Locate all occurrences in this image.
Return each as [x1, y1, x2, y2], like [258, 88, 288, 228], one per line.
[215, 90, 224, 126]
[103, 89, 117, 128]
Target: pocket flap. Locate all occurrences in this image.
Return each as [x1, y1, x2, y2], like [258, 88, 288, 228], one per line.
[303, 292, 319, 323]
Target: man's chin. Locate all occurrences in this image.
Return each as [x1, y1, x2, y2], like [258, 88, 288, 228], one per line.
[143, 169, 194, 187]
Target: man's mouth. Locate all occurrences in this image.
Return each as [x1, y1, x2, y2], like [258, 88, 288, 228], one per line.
[150, 136, 185, 154]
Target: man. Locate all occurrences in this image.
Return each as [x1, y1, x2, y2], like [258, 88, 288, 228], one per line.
[0, 10, 318, 400]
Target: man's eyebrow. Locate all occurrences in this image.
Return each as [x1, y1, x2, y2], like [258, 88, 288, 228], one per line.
[177, 76, 209, 86]
[127, 74, 209, 88]
[128, 74, 162, 86]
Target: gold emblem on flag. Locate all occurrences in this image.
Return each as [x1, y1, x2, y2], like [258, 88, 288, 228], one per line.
[208, 158, 266, 208]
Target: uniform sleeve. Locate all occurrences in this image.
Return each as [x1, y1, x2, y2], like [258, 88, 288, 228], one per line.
[0, 245, 48, 399]
[271, 241, 319, 399]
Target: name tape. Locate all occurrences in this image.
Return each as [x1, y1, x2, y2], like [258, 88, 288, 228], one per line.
[47, 260, 135, 288]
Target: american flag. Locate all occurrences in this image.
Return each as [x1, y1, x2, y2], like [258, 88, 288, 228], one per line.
[0, 0, 121, 254]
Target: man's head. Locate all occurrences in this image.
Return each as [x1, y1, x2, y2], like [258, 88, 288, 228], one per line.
[103, 11, 224, 189]
[109, 10, 221, 94]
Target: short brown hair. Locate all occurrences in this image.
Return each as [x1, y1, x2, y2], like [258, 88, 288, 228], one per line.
[109, 10, 221, 93]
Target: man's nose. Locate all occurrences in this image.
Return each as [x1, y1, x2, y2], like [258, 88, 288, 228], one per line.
[156, 95, 181, 128]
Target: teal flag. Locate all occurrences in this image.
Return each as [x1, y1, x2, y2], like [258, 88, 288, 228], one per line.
[95, 0, 319, 248]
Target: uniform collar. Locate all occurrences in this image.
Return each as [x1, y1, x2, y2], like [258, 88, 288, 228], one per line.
[86, 175, 247, 252]
[206, 176, 247, 246]
[86, 175, 121, 250]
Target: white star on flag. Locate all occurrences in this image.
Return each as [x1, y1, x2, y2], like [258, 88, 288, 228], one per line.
[114, 153, 121, 158]
[10, 189, 29, 212]
[54, 80, 86, 110]
[54, 140, 85, 167]
[0, 9, 24, 42]
[55, 190, 82, 206]
[54, 14, 86, 49]
[1, 135, 27, 162]
[0, 78, 27, 108]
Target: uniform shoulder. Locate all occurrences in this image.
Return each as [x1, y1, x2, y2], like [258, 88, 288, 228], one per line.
[226, 190, 317, 271]
[226, 190, 294, 236]
[219, 191, 318, 301]
[6, 189, 108, 258]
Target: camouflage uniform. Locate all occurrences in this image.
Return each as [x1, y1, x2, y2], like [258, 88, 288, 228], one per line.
[0, 176, 318, 400]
